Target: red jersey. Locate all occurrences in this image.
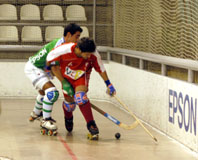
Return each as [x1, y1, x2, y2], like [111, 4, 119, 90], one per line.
[46, 42, 106, 80]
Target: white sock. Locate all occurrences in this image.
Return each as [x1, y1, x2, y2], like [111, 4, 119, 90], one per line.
[42, 95, 53, 119]
[33, 94, 43, 115]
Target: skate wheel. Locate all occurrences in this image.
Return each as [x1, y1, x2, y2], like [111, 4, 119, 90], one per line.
[40, 129, 46, 135]
[48, 130, 53, 136]
[29, 117, 34, 122]
[53, 131, 57, 136]
[47, 130, 57, 136]
[87, 133, 99, 140]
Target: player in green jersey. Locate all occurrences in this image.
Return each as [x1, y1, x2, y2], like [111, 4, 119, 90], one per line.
[24, 23, 82, 135]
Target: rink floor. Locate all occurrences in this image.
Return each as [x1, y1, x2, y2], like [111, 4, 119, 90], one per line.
[0, 99, 197, 160]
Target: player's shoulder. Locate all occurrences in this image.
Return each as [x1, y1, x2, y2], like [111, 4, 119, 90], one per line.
[44, 38, 61, 48]
[54, 37, 65, 47]
[55, 42, 76, 53]
[49, 38, 61, 44]
[92, 50, 101, 58]
[58, 42, 75, 49]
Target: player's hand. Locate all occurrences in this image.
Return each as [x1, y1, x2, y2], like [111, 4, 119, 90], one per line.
[62, 79, 74, 97]
[44, 66, 54, 79]
[106, 83, 116, 96]
[46, 71, 54, 79]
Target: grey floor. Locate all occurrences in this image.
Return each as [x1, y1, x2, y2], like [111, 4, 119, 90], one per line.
[0, 99, 197, 160]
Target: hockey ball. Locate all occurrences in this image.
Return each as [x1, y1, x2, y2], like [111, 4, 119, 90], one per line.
[115, 132, 121, 139]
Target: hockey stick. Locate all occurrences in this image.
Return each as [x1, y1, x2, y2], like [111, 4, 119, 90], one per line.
[91, 103, 139, 130]
[114, 95, 158, 142]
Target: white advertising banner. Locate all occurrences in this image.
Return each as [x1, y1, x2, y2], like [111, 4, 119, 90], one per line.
[107, 62, 198, 152]
[168, 80, 198, 151]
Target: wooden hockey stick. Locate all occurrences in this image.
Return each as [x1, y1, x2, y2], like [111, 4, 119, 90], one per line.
[91, 103, 138, 130]
[114, 95, 158, 142]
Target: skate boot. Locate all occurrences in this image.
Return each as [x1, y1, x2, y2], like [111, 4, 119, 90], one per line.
[40, 117, 57, 136]
[87, 120, 99, 140]
[29, 111, 43, 122]
[64, 116, 73, 132]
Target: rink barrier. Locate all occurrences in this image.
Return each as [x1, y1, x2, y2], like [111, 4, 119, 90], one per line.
[0, 45, 198, 152]
[105, 62, 198, 152]
[97, 46, 198, 83]
[1, 45, 197, 82]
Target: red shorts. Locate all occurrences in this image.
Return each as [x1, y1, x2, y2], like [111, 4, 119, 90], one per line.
[63, 73, 91, 97]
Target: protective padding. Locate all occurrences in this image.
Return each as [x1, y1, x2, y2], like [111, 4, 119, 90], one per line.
[45, 87, 59, 103]
[63, 101, 76, 112]
[107, 84, 116, 96]
[74, 91, 88, 105]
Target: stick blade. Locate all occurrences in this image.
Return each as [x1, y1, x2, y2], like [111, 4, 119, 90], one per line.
[120, 121, 139, 130]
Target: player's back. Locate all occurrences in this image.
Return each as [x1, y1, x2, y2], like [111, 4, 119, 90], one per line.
[29, 38, 64, 68]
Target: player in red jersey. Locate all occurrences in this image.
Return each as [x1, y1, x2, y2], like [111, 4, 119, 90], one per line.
[47, 37, 116, 139]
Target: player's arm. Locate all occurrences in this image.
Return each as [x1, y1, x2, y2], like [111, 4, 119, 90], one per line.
[99, 71, 116, 96]
[46, 43, 74, 66]
[51, 65, 74, 97]
[51, 65, 64, 82]
[46, 44, 75, 97]
[92, 50, 116, 96]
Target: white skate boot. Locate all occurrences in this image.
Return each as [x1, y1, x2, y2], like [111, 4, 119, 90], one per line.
[40, 117, 57, 136]
[29, 111, 43, 122]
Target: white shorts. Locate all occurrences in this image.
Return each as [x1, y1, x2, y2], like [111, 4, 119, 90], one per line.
[24, 61, 50, 90]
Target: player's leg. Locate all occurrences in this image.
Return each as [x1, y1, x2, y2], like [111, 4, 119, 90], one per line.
[62, 95, 76, 132]
[74, 85, 99, 138]
[29, 90, 44, 121]
[25, 61, 58, 134]
[40, 82, 59, 134]
[25, 61, 45, 121]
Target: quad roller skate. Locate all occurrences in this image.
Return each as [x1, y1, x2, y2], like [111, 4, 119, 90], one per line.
[64, 116, 73, 132]
[87, 120, 99, 140]
[40, 117, 57, 136]
[29, 111, 43, 122]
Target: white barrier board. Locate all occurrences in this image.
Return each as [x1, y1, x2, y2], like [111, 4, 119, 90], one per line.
[106, 62, 198, 152]
[0, 61, 197, 152]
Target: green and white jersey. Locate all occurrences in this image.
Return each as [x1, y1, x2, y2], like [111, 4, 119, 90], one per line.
[29, 37, 65, 69]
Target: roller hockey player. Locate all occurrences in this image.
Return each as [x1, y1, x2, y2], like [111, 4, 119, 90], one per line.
[47, 37, 116, 139]
[24, 23, 82, 135]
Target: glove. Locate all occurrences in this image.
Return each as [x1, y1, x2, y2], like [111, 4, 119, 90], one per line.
[62, 79, 74, 97]
[44, 66, 53, 79]
[107, 84, 116, 96]
[46, 72, 54, 80]
[105, 80, 116, 96]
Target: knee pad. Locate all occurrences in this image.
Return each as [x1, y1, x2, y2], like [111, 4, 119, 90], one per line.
[45, 87, 59, 103]
[36, 94, 44, 104]
[62, 101, 76, 112]
[74, 91, 88, 105]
